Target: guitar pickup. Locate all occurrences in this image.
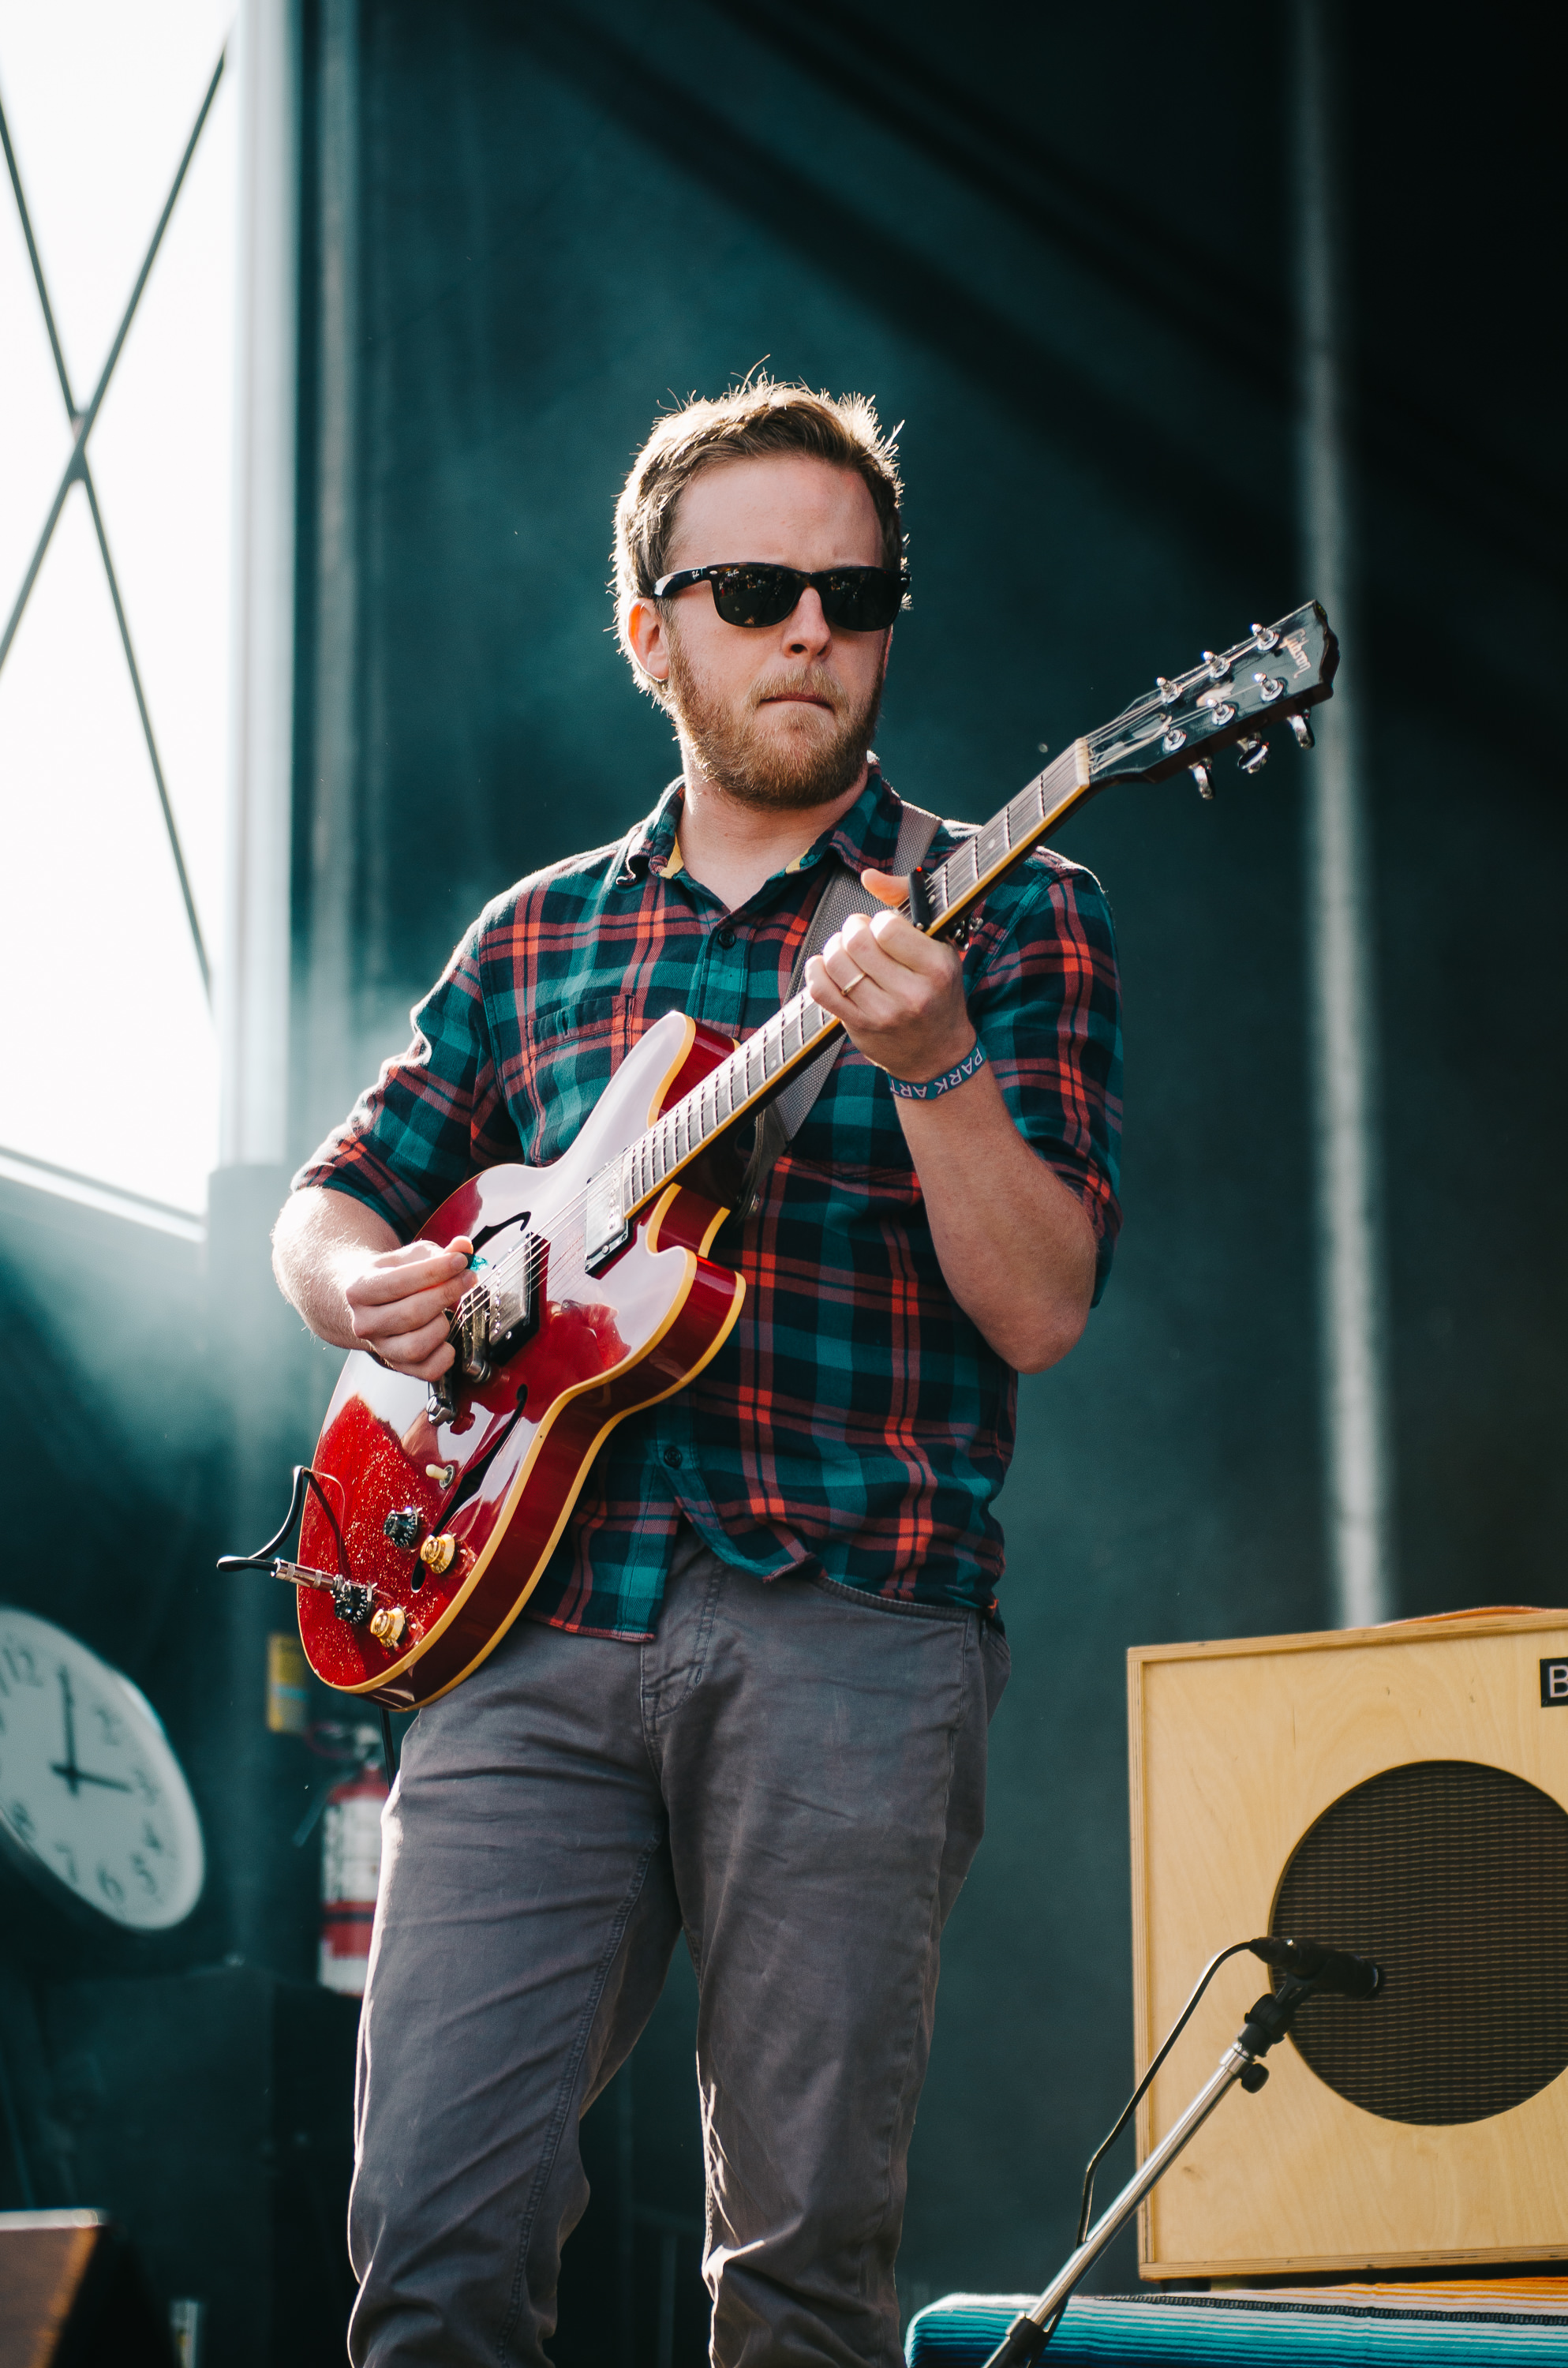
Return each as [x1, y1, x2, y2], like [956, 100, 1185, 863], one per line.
[485, 1255, 538, 1365]
[584, 1167, 630, 1274]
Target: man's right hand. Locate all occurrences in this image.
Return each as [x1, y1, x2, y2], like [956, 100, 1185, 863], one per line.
[272, 1186, 476, 1377]
[343, 1236, 476, 1381]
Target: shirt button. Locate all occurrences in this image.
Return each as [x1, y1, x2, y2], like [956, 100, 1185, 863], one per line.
[716, 926, 736, 950]
[663, 1445, 683, 1469]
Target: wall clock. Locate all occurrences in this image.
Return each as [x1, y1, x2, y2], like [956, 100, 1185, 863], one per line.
[0, 1606, 204, 1930]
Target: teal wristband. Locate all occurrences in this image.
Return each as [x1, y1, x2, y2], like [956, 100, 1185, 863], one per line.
[886, 1041, 987, 1100]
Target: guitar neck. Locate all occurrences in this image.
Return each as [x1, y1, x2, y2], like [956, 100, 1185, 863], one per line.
[616, 737, 1095, 1223]
[607, 597, 1337, 1234]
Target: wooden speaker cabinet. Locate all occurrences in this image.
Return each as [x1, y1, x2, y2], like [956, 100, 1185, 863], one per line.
[1128, 1606, 1568, 2278]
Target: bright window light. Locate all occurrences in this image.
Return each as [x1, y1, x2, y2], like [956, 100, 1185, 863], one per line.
[0, 0, 235, 1216]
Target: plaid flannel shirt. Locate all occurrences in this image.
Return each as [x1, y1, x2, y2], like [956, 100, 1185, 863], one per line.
[294, 770, 1123, 1636]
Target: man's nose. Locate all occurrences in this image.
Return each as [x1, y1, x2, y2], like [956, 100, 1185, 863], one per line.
[782, 589, 833, 656]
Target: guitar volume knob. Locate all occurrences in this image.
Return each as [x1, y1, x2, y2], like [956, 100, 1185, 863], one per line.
[384, 1507, 425, 1552]
[419, 1533, 458, 1576]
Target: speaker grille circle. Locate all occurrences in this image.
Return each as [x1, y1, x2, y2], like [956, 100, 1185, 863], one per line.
[1270, 1759, 1568, 2126]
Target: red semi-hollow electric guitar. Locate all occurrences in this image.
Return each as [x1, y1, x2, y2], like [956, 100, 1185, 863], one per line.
[223, 605, 1336, 1706]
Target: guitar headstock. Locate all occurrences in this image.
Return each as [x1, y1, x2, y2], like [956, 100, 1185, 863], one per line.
[1088, 600, 1338, 796]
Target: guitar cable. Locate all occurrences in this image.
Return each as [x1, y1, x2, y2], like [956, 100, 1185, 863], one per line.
[217, 1463, 353, 1581]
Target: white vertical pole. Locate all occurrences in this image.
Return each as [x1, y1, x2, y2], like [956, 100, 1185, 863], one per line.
[221, 0, 298, 1172]
[304, 0, 361, 1144]
[213, 0, 306, 1975]
[1297, 0, 1395, 1628]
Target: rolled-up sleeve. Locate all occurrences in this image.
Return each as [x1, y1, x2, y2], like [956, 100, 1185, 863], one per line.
[962, 853, 1124, 1300]
[290, 926, 513, 1236]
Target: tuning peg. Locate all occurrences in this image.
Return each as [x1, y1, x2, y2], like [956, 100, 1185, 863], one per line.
[1251, 621, 1281, 653]
[1288, 712, 1315, 750]
[1237, 735, 1270, 776]
[1156, 675, 1181, 709]
[1202, 650, 1231, 684]
[1190, 760, 1214, 800]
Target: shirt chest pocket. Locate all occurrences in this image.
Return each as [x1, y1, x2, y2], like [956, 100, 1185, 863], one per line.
[523, 992, 638, 1161]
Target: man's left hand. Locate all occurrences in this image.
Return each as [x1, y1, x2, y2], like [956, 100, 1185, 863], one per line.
[805, 867, 975, 1086]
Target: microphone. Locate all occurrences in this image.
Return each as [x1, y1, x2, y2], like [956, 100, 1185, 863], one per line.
[1249, 1935, 1382, 1998]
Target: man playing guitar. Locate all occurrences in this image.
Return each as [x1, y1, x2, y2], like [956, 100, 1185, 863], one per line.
[273, 380, 1122, 2367]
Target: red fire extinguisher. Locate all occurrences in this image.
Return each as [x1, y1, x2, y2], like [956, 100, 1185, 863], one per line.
[318, 1725, 389, 1995]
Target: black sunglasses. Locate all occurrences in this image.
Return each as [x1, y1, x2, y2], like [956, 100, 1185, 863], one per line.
[653, 561, 909, 631]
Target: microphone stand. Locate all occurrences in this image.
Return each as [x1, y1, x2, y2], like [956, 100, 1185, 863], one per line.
[982, 1976, 1319, 2368]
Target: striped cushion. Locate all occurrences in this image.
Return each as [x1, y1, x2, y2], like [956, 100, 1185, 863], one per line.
[905, 2291, 1568, 2366]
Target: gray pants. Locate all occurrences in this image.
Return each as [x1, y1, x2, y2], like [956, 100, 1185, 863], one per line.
[348, 1530, 1009, 2367]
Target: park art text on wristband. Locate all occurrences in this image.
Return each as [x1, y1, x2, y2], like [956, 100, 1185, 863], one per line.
[885, 1040, 988, 1102]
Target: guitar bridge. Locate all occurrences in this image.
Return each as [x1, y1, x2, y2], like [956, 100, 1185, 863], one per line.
[446, 1253, 540, 1387]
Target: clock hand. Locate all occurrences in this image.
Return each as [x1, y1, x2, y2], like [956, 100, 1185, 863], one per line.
[57, 1665, 81, 1795]
[48, 1765, 133, 1793]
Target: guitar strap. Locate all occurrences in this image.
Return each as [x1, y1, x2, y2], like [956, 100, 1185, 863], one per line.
[740, 796, 944, 1217]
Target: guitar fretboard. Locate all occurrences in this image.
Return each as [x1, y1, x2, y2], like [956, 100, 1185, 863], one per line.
[613, 736, 1094, 1219]
[599, 598, 1333, 1227]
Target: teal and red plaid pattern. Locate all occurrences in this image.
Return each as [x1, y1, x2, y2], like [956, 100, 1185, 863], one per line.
[294, 771, 1123, 1635]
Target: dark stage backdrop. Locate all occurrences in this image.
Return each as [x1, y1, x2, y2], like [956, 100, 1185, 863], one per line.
[2, 0, 1561, 2350]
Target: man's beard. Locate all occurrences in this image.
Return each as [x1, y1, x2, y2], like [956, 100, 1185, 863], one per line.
[664, 627, 884, 813]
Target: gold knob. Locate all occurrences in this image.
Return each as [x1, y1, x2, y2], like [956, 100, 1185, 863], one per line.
[418, 1533, 457, 1576]
[369, 1605, 406, 1647]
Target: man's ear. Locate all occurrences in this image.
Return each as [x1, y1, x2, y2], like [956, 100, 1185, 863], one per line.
[627, 596, 671, 688]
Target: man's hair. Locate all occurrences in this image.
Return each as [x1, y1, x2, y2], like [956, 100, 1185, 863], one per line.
[612, 378, 905, 700]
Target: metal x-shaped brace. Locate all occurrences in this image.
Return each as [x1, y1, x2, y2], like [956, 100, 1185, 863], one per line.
[0, 51, 226, 1003]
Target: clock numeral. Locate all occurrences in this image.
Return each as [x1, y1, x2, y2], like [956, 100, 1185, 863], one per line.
[9, 1798, 36, 1842]
[129, 1853, 160, 1897]
[132, 1766, 162, 1806]
[97, 1864, 126, 1908]
[141, 1819, 167, 1855]
[54, 1842, 80, 1887]
[2, 1640, 43, 1687]
[92, 1703, 128, 1749]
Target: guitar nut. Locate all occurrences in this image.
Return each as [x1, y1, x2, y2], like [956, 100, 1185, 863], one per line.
[418, 1533, 458, 1576]
[369, 1605, 406, 1646]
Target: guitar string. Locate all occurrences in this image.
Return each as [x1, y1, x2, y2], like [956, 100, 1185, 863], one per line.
[440, 636, 1311, 1346]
